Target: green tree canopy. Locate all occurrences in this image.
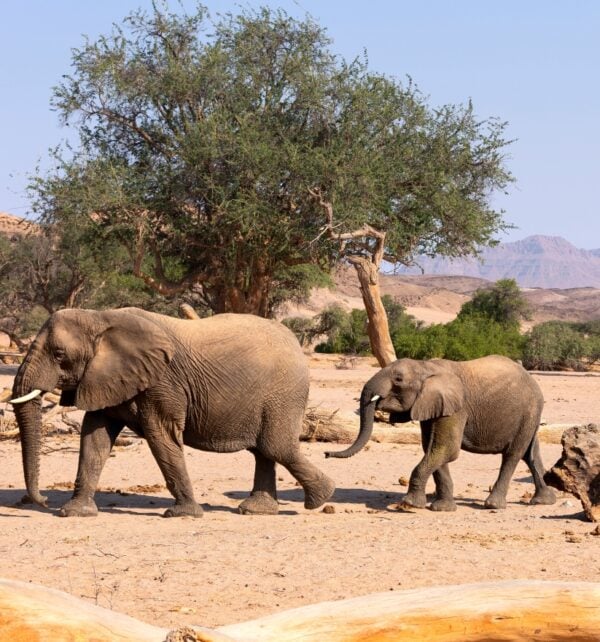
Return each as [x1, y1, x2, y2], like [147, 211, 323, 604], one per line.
[458, 278, 530, 326]
[29, 3, 514, 318]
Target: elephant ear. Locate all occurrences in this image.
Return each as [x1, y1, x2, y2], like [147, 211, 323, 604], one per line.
[410, 374, 464, 421]
[75, 310, 175, 411]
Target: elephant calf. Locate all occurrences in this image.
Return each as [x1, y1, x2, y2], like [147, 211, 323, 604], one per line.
[11, 307, 335, 518]
[327, 355, 556, 511]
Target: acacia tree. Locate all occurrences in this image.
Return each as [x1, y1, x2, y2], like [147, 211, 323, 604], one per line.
[459, 279, 531, 326]
[31, 4, 514, 364]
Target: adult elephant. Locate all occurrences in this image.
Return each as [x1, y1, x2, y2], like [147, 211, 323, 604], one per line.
[326, 356, 556, 511]
[10, 307, 334, 518]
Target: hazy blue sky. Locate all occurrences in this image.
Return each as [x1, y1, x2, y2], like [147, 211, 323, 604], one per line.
[1, 1, 598, 248]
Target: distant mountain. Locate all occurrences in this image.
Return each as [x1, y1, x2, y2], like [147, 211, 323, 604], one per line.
[396, 235, 600, 289]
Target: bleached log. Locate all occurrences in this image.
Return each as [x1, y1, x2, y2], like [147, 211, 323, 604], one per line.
[218, 580, 600, 642]
[0, 578, 168, 641]
[302, 406, 570, 446]
[0, 578, 599, 642]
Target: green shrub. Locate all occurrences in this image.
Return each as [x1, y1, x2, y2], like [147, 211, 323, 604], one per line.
[458, 278, 531, 325]
[522, 321, 588, 370]
[281, 316, 318, 347]
[314, 306, 371, 354]
[392, 314, 524, 361]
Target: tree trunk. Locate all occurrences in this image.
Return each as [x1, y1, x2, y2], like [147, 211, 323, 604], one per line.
[348, 256, 396, 367]
[544, 423, 600, 522]
[307, 189, 396, 367]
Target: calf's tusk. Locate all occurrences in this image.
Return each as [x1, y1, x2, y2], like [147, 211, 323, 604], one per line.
[370, 394, 381, 403]
[9, 389, 43, 404]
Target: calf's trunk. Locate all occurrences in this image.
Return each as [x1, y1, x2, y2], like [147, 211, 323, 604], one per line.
[325, 386, 378, 459]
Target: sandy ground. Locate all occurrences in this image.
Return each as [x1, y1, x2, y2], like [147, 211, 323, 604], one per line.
[0, 355, 599, 630]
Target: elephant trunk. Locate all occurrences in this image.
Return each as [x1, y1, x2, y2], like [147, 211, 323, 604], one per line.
[12, 397, 47, 507]
[325, 385, 379, 459]
[11, 354, 52, 507]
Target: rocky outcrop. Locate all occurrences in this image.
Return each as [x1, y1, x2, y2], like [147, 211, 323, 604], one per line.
[396, 235, 600, 289]
[545, 424, 600, 522]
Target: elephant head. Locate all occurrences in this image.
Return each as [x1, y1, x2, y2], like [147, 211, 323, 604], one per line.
[326, 358, 465, 458]
[10, 308, 175, 507]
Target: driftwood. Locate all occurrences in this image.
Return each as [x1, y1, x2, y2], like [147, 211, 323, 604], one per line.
[301, 407, 571, 446]
[301, 407, 422, 444]
[0, 388, 81, 439]
[545, 423, 600, 522]
[179, 303, 201, 320]
[301, 408, 356, 443]
[0, 578, 599, 641]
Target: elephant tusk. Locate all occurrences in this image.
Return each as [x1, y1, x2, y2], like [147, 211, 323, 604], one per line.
[9, 389, 43, 404]
[370, 394, 381, 403]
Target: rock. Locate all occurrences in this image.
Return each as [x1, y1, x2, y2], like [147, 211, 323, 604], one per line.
[544, 424, 600, 522]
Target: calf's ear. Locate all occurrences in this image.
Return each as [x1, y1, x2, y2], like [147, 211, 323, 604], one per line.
[410, 374, 464, 421]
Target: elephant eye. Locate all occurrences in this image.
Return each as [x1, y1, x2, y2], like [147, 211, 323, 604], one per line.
[53, 348, 67, 362]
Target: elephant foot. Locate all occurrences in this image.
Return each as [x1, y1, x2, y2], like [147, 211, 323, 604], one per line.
[429, 498, 457, 512]
[399, 491, 427, 509]
[59, 498, 98, 517]
[530, 487, 556, 506]
[163, 502, 204, 518]
[304, 475, 335, 510]
[239, 492, 279, 515]
[484, 493, 507, 510]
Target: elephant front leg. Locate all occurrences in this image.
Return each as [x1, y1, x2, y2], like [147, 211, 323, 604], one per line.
[238, 449, 279, 515]
[402, 416, 462, 510]
[144, 419, 203, 518]
[429, 465, 457, 512]
[59, 412, 124, 517]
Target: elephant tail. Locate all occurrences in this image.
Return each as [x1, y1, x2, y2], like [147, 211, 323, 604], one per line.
[325, 387, 378, 459]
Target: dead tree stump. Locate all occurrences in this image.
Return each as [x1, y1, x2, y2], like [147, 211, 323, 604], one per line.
[544, 423, 600, 522]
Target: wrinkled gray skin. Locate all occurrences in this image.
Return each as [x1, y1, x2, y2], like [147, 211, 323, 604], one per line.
[12, 307, 335, 518]
[327, 356, 556, 511]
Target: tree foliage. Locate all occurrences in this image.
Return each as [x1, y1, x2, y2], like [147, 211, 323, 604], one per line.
[458, 278, 530, 326]
[29, 2, 515, 319]
[0, 220, 176, 347]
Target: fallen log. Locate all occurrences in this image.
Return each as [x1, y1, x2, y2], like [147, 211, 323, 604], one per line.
[545, 423, 600, 522]
[0, 578, 599, 641]
[301, 407, 570, 446]
[301, 409, 422, 445]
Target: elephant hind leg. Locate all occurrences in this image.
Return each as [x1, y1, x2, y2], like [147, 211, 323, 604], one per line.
[485, 450, 522, 509]
[271, 446, 334, 510]
[259, 401, 334, 510]
[238, 449, 279, 515]
[523, 436, 556, 505]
